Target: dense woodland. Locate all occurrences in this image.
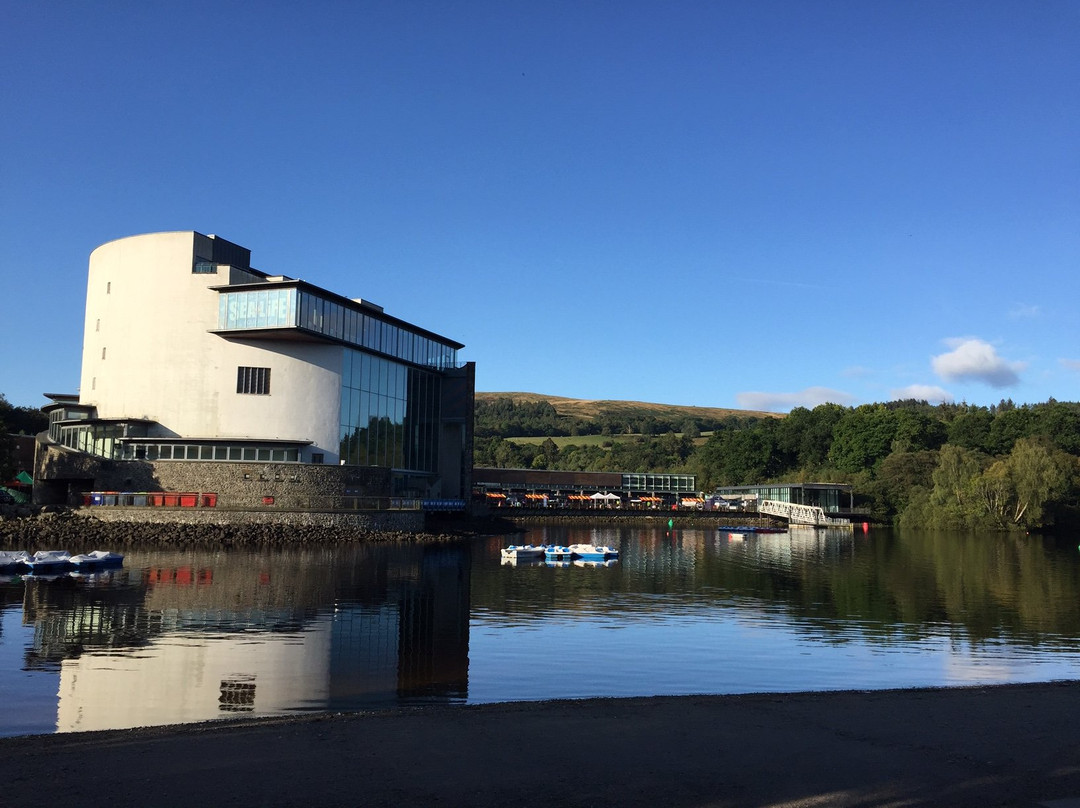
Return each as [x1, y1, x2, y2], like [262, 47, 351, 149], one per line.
[474, 396, 1080, 532]
[0, 395, 48, 480]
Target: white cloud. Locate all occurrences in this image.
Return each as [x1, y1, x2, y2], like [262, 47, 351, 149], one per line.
[841, 365, 873, 378]
[890, 384, 954, 403]
[931, 338, 1025, 388]
[1061, 359, 1080, 372]
[1007, 303, 1040, 319]
[736, 387, 857, 412]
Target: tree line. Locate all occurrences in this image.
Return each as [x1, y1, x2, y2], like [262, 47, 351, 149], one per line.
[474, 396, 1080, 532]
[0, 394, 49, 480]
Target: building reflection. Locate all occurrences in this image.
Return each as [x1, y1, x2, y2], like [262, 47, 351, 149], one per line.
[14, 542, 471, 732]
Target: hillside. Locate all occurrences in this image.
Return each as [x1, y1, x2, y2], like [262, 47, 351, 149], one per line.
[474, 392, 783, 423]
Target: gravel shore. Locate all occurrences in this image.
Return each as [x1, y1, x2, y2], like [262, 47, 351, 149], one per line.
[1, 682, 1078, 807]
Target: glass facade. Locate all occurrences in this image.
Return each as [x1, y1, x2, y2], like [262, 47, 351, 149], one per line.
[217, 287, 459, 370]
[339, 348, 440, 474]
[714, 484, 850, 512]
[125, 443, 300, 462]
[218, 288, 298, 330]
[57, 422, 126, 459]
[53, 421, 302, 463]
[621, 473, 697, 493]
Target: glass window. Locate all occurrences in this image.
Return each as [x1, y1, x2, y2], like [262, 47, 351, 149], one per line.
[346, 309, 357, 343]
[237, 366, 271, 395]
[284, 288, 297, 326]
[254, 290, 267, 328]
[364, 316, 379, 351]
[330, 302, 343, 339]
[342, 350, 352, 388]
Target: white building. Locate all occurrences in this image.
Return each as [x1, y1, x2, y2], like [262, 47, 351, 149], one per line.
[39, 231, 474, 508]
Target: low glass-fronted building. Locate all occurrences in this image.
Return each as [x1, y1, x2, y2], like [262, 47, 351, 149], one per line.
[712, 483, 854, 513]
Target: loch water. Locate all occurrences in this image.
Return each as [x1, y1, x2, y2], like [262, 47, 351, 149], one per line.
[3, 525, 1080, 737]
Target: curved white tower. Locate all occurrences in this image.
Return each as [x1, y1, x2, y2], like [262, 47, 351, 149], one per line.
[80, 231, 341, 458]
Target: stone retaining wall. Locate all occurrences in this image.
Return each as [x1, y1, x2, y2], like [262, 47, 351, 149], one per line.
[35, 440, 391, 508]
[72, 506, 423, 531]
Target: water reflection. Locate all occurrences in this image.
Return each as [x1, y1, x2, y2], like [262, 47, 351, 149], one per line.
[1, 543, 470, 735]
[466, 525, 1080, 704]
[2, 527, 1080, 736]
[475, 525, 1080, 648]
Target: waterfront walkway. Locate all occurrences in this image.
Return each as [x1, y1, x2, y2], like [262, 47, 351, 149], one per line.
[1, 682, 1079, 807]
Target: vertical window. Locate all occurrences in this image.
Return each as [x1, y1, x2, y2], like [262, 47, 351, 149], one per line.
[106, 281, 111, 294]
[95, 319, 100, 332]
[101, 347, 106, 360]
[236, 366, 271, 395]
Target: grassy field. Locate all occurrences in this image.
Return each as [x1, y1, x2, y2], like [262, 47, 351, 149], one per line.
[475, 392, 781, 422]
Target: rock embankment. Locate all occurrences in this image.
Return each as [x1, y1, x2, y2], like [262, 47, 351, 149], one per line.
[0, 509, 475, 551]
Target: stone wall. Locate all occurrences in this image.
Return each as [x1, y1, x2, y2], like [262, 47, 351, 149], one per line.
[73, 507, 424, 531]
[91, 459, 392, 509]
[34, 439, 103, 505]
[35, 440, 392, 508]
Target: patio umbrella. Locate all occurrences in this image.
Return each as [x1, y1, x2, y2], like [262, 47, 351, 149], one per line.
[0, 486, 28, 504]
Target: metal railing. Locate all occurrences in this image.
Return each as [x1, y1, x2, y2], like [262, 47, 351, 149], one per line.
[759, 499, 851, 526]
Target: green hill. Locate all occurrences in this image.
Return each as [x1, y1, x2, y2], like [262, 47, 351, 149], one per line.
[474, 392, 781, 425]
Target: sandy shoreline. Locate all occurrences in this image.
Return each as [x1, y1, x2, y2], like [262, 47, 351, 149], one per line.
[2, 682, 1078, 807]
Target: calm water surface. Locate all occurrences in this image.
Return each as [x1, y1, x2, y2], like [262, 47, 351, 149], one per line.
[2, 525, 1080, 736]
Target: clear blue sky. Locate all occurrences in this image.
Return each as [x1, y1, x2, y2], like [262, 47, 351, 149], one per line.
[3, 1, 1077, 412]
